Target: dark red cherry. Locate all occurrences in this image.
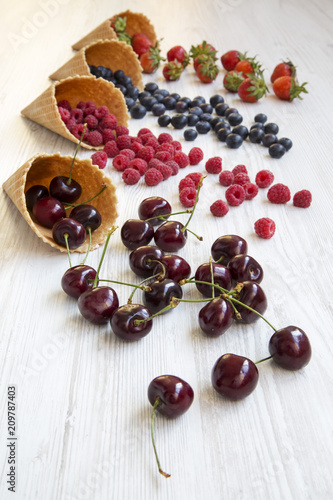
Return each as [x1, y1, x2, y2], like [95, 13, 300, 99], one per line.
[211, 235, 248, 265]
[269, 326, 311, 370]
[25, 185, 49, 212]
[148, 375, 194, 418]
[234, 281, 267, 323]
[194, 262, 232, 297]
[32, 196, 66, 228]
[78, 286, 119, 324]
[110, 304, 152, 341]
[121, 219, 154, 250]
[129, 245, 164, 278]
[49, 175, 82, 204]
[212, 353, 259, 400]
[52, 218, 86, 249]
[198, 297, 234, 337]
[138, 196, 172, 226]
[70, 204, 102, 232]
[227, 254, 263, 284]
[61, 265, 97, 299]
[154, 221, 187, 252]
[152, 254, 191, 283]
[143, 278, 183, 314]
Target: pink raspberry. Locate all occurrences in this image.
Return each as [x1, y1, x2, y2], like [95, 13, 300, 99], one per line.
[254, 218, 276, 239]
[219, 170, 234, 186]
[58, 100, 71, 111]
[103, 140, 119, 158]
[165, 160, 179, 176]
[232, 164, 248, 176]
[148, 158, 163, 170]
[66, 118, 76, 131]
[186, 172, 204, 189]
[171, 140, 182, 152]
[136, 146, 155, 162]
[138, 127, 153, 137]
[101, 114, 118, 130]
[84, 114, 98, 130]
[94, 106, 110, 120]
[255, 170, 274, 188]
[115, 125, 129, 136]
[140, 133, 155, 145]
[210, 200, 229, 217]
[131, 135, 143, 144]
[83, 101, 96, 116]
[174, 151, 189, 168]
[119, 148, 135, 160]
[130, 141, 144, 155]
[116, 135, 132, 150]
[122, 168, 141, 185]
[87, 130, 103, 147]
[179, 177, 196, 191]
[58, 106, 70, 123]
[77, 101, 88, 111]
[156, 143, 175, 156]
[70, 108, 84, 123]
[243, 182, 259, 200]
[72, 124, 89, 141]
[91, 151, 108, 169]
[188, 147, 204, 165]
[293, 189, 312, 208]
[128, 158, 148, 176]
[156, 163, 173, 180]
[102, 128, 115, 144]
[267, 183, 291, 204]
[154, 150, 172, 162]
[145, 136, 159, 150]
[233, 173, 250, 185]
[144, 168, 163, 186]
[158, 132, 173, 144]
[179, 187, 197, 207]
[112, 154, 130, 171]
[225, 184, 246, 206]
[205, 156, 222, 174]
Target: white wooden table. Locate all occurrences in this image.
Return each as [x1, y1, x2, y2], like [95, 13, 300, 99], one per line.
[1, 0, 333, 499]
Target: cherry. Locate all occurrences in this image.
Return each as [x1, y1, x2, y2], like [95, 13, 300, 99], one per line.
[138, 196, 172, 226]
[268, 326, 311, 370]
[52, 217, 86, 249]
[211, 353, 259, 400]
[154, 221, 187, 252]
[227, 254, 263, 284]
[198, 297, 234, 337]
[211, 235, 248, 265]
[32, 196, 66, 228]
[194, 262, 232, 297]
[49, 175, 82, 204]
[121, 219, 154, 250]
[152, 254, 191, 283]
[110, 303, 152, 341]
[78, 286, 119, 324]
[129, 245, 164, 278]
[70, 204, 102, 232]
[25, 184, 49, 212]
[233, 281, 267, 323]
[143, 278, 183, 314]
[61, 265, 97, 298]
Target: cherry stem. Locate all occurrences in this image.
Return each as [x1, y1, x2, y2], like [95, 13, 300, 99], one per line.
[186, 228, 203, 241]
[126, 273, 161, 304]
[146, 259, 166, 280]
[182, 175, 206, 233]
[64, 184, 107, 209]
[255, 355, 273, 365]
[224, 295, 277, 332]
[67, 123, 87, 185]
[64, 233, 71, 268]
[209, 257, 215, 299]
[81, 228, 92, 265]
[145, 209, 192, 222]
[98, 279, 151, 293]
[151, 398, 171, 479]
[93, 226, 118, 288]
[134, 297, 179, 325]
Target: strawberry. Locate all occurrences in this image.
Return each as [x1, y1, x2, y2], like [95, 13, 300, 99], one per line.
[110, 16, 131, 44]
[234, 56, 262, 76]
[223, 70, 245, 92]
[272, 76, 308, 101]
[162, 60, 184, 81]
[196, 59, 219, 83]
[140, 44, 165, 74]
[270, 60, 296, 83]
[238, 75, 268, 102]
[190, 41, 217, 62]
[221, 50, 242, 71]
[167, 45, 190, 68]
[131, 32, 153, 57]
[193, 53, 216, 72]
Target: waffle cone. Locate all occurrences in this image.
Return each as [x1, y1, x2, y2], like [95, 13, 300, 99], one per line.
[21, 75, 129, 150]
[2, 152, 118, 253]
[50, 40, 143, 89]
[72, 11, 156, 50]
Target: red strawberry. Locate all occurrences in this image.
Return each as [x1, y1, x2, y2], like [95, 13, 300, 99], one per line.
[140, 44, 165, 74]
[167, 45, 190, 68]
[190, 41, 217, 62]
[221, 50, 242, 71]
[272, 76, 308, 101]
[131, 32, 153, 57]
[270, 60, 296, 83]
[162, 60, 184, 81]
[223, 70, 245, 92]
[238, 76, 268, 102]
[196, 59, 218, 83]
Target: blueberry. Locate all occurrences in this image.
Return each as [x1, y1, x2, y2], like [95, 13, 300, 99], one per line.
[115, 84, 127, 95]
[125, 97, 136, 110]
[215, 121, 230, 133]
[179, 96, 191, 105]
[171, 113, 188, 129]
[264, 122, 279, 135]
[151, 103, 166, 116]
[175, 100, 188, 113]
[278, 137, 293, 151]
[227, 113, 243, 126]
[145, 82, 159, 93]
[114, 69, 125, 81]
[139, 91, 151, 103]
[170, 92, 181, 101]
[141, 96, 158, 111]
[232, 125, 248, 139]
[215, 103, 229, 116]
[226, 133, 243, 149]
[210, 94, 224, 108]
[158, 114, 171, 127]
[249, 128, 265, 143]
[196, 121, 211, 134]
[211, 117, 223, 128]
[186, 113, 200, 127]
[200, 103, 213, 114]
[127, 85, 139, 100]
[119, 75, 132, 87]
[154, 88, 169, 97]
[152, 93, 165, 103]
[262, 133, 278, 147]
[102, 68, 113, 81]
[130, 104, 147, 119]
[225, 107, 239, 118]
[200, 113, 213, 122]
[216, 127, 230, 142]
[192, 95, 206, 104]
[163, 96, 177, 110]
[184, 129, 198, 141]
[189, 106, 203, 116]
[269, 143, 286, 159]
[254, 113, 267, 124]
[250, 122, 264, 130]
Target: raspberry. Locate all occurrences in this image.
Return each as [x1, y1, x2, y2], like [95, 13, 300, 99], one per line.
[179, 177, 196, 191]
[255, 169, 274, 188]
[232, 164, 248, 176]
[83, 101, 96, 116]
[144, 168, 163, 186]
[72, 124, 89, 141]
[84, 114, 98, 130]
[267, 183, 291, 204]
[145, 136, 160, 150]
[122, 168, 141, 185]
[171, 140, 182, 152]
[210, 200, 229, 217]
[58, 100, 71, 111]
[233, 173, 250, 185]
[254, 218, 276, 239]
[119, 148, 135, 160]
[156, 163, 173, 180]
[205, 156, 222, 174]
[179, 187, 197, 207]
[128, 158, 148, 176]
[148, 158, 163, 170]
[66, 118, 76, 131]
[140, 133, 155, 145]
[138, 127, 153, 137]
[293, 189, 312, 208]
[101, 114, 118, 130]
[225, 184, 246, 206]
[70, 108, 84, 123]
[91, 151, 107, 169]
[131, 135, 143, 144]
[115, 125, 129, 136]
[219, 170, 234, 186]
[186, 172, 204, 189]
[94, 106, 110, 120]
[77, 101, 88, 111]
[158, 132, 173, 144]
[243, 182, 259, 200]
[174, 151, 189, 168]
[87, 130, 103, 147]
[165, 160, 179, 176]
[188, 147, 204, 165]
[156, 143, 175, 156]
[130, 141, 144, 155]
[103, 140, 119, 158]
[102, 128, 115, 144]
[154, 150, 172, 162]
[112, 154, 130, 171]
[116, 135, 132, 150]
[136, 145, 155, 162]
[58, 107, 70, 123]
